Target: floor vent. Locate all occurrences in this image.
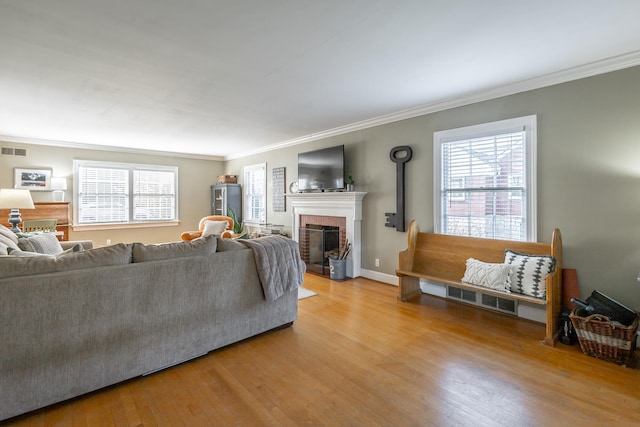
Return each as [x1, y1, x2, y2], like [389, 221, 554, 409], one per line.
[446, 285, 518, 315]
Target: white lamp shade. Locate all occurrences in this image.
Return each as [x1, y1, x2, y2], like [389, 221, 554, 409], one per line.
[0, 189, 35, 209]
[50, 177, 67, 191]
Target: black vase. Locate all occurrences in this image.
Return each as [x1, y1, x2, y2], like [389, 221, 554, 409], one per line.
[559, 311, 577, 345]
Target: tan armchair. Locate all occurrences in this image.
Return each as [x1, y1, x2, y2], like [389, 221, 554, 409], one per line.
[181, 215, 235, 241]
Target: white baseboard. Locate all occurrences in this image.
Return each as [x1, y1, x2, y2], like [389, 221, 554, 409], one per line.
[360, 269, 398, 285]
[420, 279, 447, 298]
[517, 303, 546, 324]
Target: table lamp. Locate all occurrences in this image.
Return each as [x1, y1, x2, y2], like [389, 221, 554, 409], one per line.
[51, 177, 67, 202]
[0, 188, 35, 232]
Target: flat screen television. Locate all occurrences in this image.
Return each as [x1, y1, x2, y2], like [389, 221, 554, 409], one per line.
[298, 145, 345, 192]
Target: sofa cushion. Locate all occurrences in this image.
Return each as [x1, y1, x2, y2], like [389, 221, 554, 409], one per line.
[0, 224, 18, 244]
[61, 240, 94, 251]
[131, 235, 217, 263]
[504, 249, 556, 299]
[215, 237, 246, 252]
[0, 243, 132, 279]
[18, 233, 63, 255]
[461, 258, 511, 292]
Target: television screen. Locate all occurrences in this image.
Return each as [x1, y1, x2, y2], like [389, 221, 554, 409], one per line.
[298, 145, 344, 192]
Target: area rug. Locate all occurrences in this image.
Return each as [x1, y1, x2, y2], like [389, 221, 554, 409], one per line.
[298, 287, 317, 300]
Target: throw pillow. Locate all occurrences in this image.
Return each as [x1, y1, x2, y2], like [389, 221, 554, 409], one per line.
[461, 258, 511, 292]
[0, 234, 20, 255]
[7, 248, 51, 257]
[202, 220, 229, 237]
[504, 249, 556, 299]
[131, 235, 217, 263]
[8, 244, 83, 257]
[66, 243, 85, 253]
[0, 224, 19, 244]
[18, 233, 64, 255]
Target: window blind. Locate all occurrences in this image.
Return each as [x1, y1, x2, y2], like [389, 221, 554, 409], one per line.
[441, 130, 527, 241]
[133, 169, 176, 221]
[244, 163, 266, 223]
[75, 161, 177, 225]
[77, 166, 129, 223]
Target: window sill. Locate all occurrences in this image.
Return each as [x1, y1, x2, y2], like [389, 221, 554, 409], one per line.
[72, 221, 181, 232]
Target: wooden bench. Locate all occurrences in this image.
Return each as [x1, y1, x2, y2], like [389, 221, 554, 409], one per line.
[396, 220, 563, 346]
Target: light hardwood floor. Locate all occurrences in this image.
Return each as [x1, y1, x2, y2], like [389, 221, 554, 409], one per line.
[4, 274, 640, 426]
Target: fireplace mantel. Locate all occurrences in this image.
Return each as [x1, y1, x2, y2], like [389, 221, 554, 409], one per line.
[288, 192, 367, 278]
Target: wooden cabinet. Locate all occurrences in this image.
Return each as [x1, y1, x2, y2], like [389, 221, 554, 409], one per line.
[0, 201, 70, 241]
[211, 184, 242, 223]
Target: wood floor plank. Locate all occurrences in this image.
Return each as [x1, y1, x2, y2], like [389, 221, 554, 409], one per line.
[4, 273, 639, 426]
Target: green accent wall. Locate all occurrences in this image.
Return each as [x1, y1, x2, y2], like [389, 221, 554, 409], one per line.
[226, 66, 640, 310]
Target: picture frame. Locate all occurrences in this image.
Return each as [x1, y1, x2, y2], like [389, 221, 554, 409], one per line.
[14, 168, 53, 191]
[272, 166, 286, 212]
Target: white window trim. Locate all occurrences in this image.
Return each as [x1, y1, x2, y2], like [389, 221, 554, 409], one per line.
[243, 162, 267, 224]
[72, 159, 179, 228]
[433, 115, 537, 241]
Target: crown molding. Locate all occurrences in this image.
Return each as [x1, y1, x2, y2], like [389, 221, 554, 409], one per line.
[0, 134, 225, 161]
[3, 50, 640, 162]
[226, 50, 640, 160]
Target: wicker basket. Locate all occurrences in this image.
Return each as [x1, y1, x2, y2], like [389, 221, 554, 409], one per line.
[569, 309, 638, 367]
[217, 175, 237, 184]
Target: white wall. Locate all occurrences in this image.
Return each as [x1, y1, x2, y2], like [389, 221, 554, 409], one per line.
[0, 144, 223, 245]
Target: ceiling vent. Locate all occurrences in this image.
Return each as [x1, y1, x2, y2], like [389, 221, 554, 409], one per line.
[1, 147, 27, 156]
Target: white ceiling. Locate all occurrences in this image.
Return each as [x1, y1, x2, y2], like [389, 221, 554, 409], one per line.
[1, 1, 640, 160]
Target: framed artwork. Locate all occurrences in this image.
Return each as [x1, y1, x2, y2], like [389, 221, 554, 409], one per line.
[272, 166, 286, 212]
[14, 168, 52, 191]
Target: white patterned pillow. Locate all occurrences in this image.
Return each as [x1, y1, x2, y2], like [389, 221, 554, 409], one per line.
[461, 258, 511, 292]
[504, 249, 556, 299]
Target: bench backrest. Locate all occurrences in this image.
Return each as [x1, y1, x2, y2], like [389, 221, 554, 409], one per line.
[399, 221, 562, 284]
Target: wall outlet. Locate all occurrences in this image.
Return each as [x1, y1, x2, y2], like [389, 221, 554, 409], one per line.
[106, 239, 111, 245]
[375, 258, 380, 267]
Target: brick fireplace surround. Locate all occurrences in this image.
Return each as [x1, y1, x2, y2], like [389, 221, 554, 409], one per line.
[288, 192, 367, 278]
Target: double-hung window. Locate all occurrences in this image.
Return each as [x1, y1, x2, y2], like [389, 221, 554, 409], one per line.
[73, 160, 178, 226]
[243, 163, 266, 224]
[434, 115, 537, 241]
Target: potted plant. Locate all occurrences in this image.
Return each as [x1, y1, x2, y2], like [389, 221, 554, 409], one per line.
[227, 207, 245, 237]
[346, 175, 355, 191]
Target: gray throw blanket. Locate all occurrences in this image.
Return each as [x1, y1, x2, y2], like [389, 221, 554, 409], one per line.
[238, 236, 306, 301]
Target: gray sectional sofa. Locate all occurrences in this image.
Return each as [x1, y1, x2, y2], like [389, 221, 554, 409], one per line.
[0, 235, 300, 421]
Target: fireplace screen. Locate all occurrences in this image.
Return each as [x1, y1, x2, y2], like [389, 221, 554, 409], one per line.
[299, 225, 340, 276]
